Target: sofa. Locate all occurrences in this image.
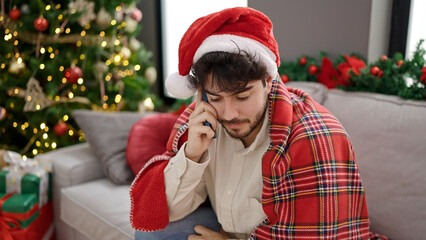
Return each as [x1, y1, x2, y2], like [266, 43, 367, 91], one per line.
[37, 81, 426, 240]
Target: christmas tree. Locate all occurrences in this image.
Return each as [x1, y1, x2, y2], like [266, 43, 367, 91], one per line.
[0, 0, 159, 158]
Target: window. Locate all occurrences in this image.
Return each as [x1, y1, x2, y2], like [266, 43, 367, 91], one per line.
[160, 0, 247, 97]
[406, 0, 426, 58]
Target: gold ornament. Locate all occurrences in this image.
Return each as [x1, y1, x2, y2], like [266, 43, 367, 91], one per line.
[124, 17, 138, 33]
[68, 0, 96, 27]
[129, 37, 140, 51]
[8, 58, 26, 75]
[96, 7, 112, 29]
[144, 66, 157, 85]
[120, 47, 131, 60]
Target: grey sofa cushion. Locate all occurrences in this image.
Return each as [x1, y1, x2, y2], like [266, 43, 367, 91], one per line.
[323, 89, 426, 240]
[285, 81, 328, 104]
[72, 110, 143, 184]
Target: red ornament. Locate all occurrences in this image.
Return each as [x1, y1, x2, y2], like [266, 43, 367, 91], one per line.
[130, 9, 143, 22]
[381, 55, 388, 61]
[396, 60, 404, 67]
[308, 65, 318, 75]
[299, 57, 307, 66]
[65, 66, 83, 84]
[34, 17, 49, 32]
[420, 67, 426, 84]
[9, 7, 21, 21]
[370, 66, 380, 75]
[370, 66, 383, 77]
[281, 74, 290, 83]
[54, 122, 68, 136]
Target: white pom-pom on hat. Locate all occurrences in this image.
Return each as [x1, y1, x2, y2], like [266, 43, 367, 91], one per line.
[165, 72, 196, 99]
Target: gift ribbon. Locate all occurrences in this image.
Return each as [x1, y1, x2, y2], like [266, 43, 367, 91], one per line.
[0, 193, 20, 240]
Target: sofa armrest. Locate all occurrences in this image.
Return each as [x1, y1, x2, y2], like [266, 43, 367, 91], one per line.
[38, 142, 104, 187]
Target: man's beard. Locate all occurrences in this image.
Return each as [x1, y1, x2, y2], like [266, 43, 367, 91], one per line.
[219, 98, 268, 140]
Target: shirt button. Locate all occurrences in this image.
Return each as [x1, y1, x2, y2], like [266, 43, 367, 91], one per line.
[227, 189, 232, 194]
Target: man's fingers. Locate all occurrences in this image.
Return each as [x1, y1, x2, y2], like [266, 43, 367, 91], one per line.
[195, 90, 203, 107]
[187, 234, 202, 240]
[194, 225, 211, 235]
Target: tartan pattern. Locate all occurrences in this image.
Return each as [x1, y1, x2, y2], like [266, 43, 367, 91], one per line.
[130, 77, 370, 239]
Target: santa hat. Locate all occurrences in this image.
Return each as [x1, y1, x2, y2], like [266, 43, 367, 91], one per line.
[165, 7, 280, 99]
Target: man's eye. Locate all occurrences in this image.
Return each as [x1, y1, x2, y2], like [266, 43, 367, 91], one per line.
[236, 96, 249, 101]
[210, 98, 220, 103]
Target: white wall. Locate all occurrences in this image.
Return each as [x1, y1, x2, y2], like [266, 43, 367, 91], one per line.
[248, 0, 392, 62]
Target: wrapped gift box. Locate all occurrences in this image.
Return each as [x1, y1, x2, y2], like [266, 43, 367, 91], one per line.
[0, 169, 49, 207]
[9, 201, 54, 240]
[0, 193, 39, 229]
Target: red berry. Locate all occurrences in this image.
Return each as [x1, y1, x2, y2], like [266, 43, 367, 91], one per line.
[370, 66, 380, 76]
[281, 74, 290, 83]
[396, 60, 404, 67]
[65, 66, 83, 84]
[9, 8, 21, 21]
[299, 57, 307, 66]
[54, 122, 68, 136]
[380, 55, 388, 61]
[34, 17, 49, 32]
[308, 65, 318, 75]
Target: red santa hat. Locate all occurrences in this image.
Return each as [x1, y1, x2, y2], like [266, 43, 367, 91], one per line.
[165, 7, 280, 99]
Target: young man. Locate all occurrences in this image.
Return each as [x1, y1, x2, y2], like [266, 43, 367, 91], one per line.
[130, 7, 370, 239]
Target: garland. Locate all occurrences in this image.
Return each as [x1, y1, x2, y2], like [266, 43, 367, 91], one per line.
[0, 15, 113, 47]
[278, 40, 426, 100]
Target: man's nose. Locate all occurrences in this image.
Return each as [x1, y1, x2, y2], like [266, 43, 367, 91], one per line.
[222, 99, 239, 120]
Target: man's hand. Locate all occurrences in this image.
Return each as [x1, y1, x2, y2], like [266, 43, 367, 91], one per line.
[188, 225, 230, 240]
[184, 91, 218, 163]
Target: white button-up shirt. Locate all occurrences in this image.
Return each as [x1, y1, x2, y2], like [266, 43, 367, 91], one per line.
[164, 111, 270, 239]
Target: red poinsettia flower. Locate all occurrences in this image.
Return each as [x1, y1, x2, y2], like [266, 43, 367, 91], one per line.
[337, 54, 366, 83]
[420, 67, 426, 84]
[317, 57, 342, 89]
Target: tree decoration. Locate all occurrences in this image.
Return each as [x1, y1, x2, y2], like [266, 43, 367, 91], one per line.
[20, 4, 30, 14]
[8, 7, 21, 21]
[144, 66, 157, 85]
[65, 66, 83, 84]
[278, 39, 426, 100]
[0, 1, 157, 158]
[0, 107, 6, 121]
[34, 17, 49, 32]
[120, 47, 131, 60]
[8, 58, 26, 75]
[130, 8, 143, 22]
[23, 77, 52, 112]
[54, 122, 68, 136]
[96, 7, 112, 29]
[68, 0, 96, 27]
[124, 17, 138, 33]
[129, 37, 141, 51]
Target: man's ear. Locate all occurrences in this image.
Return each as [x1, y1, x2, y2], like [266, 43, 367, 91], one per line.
[265, 76, 273, 93]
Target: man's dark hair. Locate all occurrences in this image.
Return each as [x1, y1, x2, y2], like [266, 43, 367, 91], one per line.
[188, 51, 268, 92]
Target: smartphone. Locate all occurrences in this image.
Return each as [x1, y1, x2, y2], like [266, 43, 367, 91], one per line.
[202, 90, 216, 138]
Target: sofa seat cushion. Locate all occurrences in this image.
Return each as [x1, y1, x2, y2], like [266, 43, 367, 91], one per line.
[323, 89, 426, 240]
[60, 179, 134, 240]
